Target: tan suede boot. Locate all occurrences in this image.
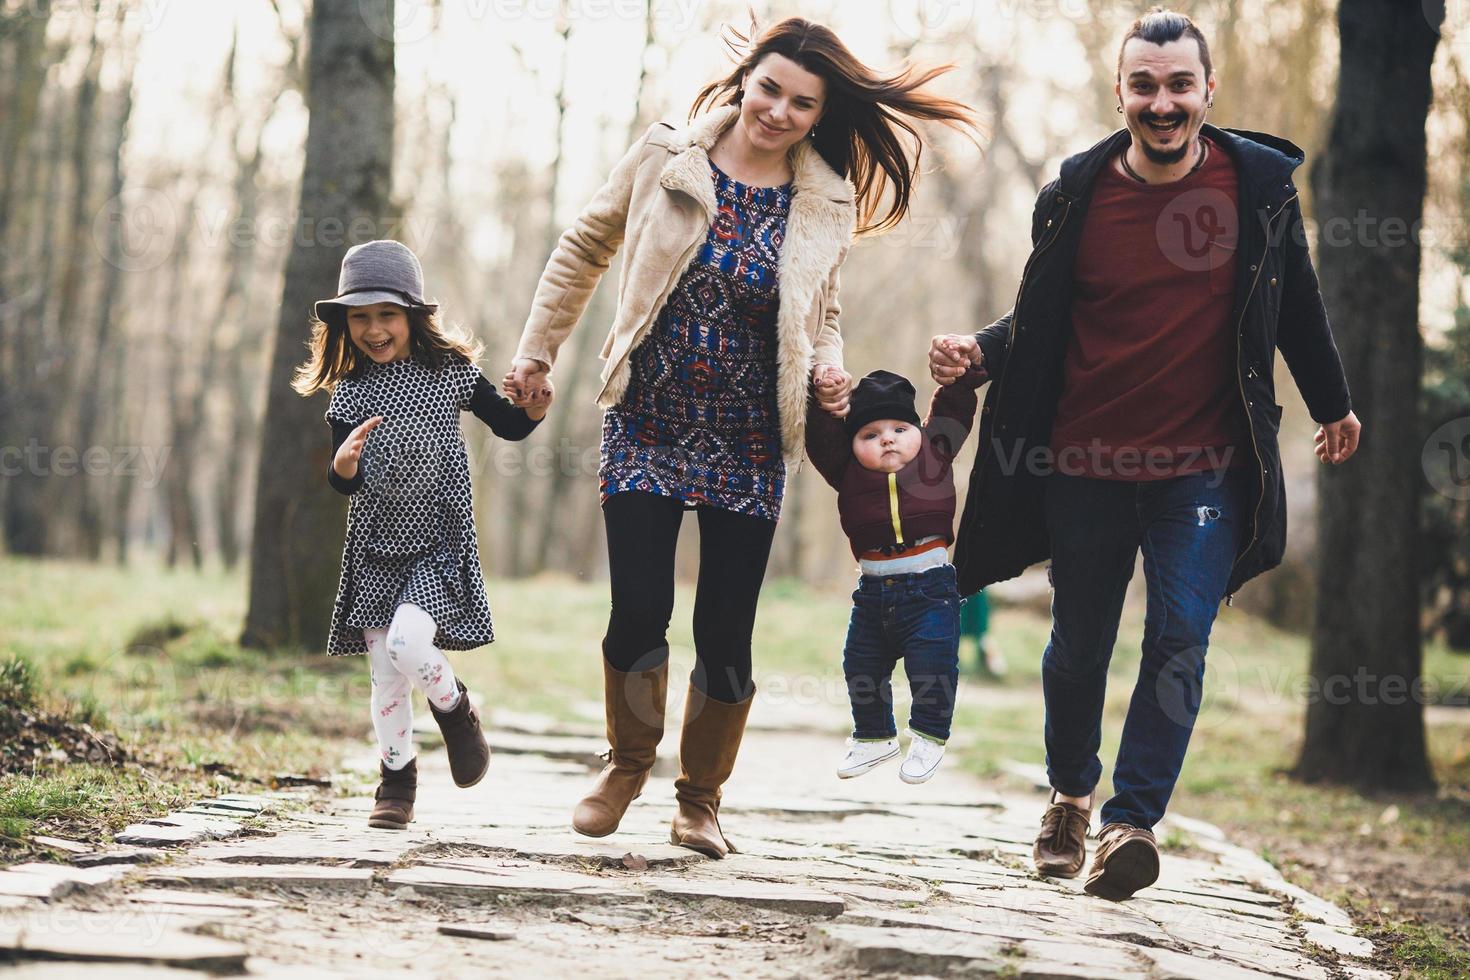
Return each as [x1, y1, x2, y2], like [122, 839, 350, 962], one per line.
[572, 657, 669, 837]
[669, 683, 752, 859]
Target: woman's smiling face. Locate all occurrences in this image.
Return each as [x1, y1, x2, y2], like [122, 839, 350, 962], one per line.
[738, 53, 826, 156]
[347, 303, 411, 363]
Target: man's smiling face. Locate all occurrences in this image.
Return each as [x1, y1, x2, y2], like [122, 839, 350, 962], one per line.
[1117, 36, 1215, 165]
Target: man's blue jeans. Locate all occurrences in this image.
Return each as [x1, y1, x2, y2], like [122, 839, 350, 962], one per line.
[1042, 467, 1251, 829]
[842, 564, 961, 742]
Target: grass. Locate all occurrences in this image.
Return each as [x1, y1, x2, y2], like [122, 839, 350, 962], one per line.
[1361, 920, 1470, 979]
[0, 765, 195, 852]
[0, 553, 1467, 975]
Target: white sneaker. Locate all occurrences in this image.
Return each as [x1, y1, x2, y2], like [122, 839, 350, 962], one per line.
[899, 730, 946, 784]
[836, 736, 900, 779]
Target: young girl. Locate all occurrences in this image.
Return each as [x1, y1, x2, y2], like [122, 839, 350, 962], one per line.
[293, 239, 551, 829]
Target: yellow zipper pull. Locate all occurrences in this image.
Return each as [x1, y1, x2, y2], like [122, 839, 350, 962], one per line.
[888, 471, 903, 544]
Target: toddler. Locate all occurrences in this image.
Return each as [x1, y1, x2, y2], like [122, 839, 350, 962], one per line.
[806, 358, 984, 783]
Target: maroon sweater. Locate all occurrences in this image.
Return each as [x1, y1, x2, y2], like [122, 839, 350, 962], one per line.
[1049, 137, 1251, 479]
[806, 369, 984, 560]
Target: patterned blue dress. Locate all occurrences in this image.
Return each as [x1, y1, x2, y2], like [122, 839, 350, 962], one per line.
[599, 159, 790, 521]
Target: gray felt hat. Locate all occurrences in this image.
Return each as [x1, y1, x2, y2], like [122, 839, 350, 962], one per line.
[314, 240, 439, 322]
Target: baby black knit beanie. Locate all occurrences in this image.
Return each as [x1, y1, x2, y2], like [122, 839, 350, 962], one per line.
[845, 370, 920, 437]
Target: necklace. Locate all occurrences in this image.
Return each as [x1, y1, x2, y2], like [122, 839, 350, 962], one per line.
[1120, 138, 1207, 184]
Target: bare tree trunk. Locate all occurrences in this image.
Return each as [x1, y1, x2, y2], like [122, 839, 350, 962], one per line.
[532, 6, 657, 575]
[213, 129, 272, 570]
[504, 2, 571, 577]
[0, 0, 56, 553]
[47, 14, 104, 557]
[159, 170, 204, 568]
[1292, 0, 1440, 792]
[163, 34, 253, 569]
[220, 11, 305, 571]
[0, 0, 53, 297]
[4, 83, 70, 555]
[74, 49, 138, 559]
[242, 0, 396, 650]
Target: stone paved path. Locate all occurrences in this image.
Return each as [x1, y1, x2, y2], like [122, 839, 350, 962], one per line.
[0, 694, 1389, 978]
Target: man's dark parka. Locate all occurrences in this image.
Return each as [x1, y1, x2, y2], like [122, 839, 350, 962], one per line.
[954, 124, 1353, 601]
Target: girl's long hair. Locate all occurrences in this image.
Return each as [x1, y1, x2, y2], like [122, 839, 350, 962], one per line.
[691, 16, 982, 236]
[292, 306, 485, 395]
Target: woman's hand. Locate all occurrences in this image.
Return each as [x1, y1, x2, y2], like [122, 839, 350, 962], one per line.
[502, 358, 550, 408]
[813, 364, 852, 418]
[519, 378, 555, 421]
[333, 416, 384, 480]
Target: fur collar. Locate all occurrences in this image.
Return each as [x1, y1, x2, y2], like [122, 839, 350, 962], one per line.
[630, 103, 857, 463]
[658, 103, 855, 211]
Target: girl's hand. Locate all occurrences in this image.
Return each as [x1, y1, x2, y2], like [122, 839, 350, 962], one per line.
[521, 378, 555, 421]
[813, 364, 852, 418]
[503, 358, 549, 408]
[333, 416, 383, 480]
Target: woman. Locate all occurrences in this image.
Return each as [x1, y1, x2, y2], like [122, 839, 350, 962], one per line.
[506, 17, 977, 858]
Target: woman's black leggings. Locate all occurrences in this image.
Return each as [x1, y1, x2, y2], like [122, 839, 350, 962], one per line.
[601, 490, 777, 704]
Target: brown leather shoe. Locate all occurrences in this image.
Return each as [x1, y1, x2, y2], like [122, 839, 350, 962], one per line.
[573, 657, 669, 837]
[1033, 790, 1093, 878]
[1084, 823, 1160, 901]
[429, 680, 490, 788]
[669, 683, 752, 859]
[368, 758, 417, 829]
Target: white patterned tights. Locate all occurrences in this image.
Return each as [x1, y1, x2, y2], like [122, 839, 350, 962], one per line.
[363, 603, 462, 771]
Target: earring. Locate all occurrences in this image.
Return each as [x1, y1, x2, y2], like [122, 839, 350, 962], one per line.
[809, 123, 818, 139]
[1115, 104, 1123, 114]
[1206, 99, 1214, 108]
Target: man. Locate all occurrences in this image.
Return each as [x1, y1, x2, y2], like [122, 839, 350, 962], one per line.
[931, 8, 1360, 901]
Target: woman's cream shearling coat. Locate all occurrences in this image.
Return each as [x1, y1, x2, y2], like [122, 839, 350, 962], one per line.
[513, 104, 856, 462]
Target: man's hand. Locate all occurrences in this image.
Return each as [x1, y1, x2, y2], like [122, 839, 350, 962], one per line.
[333, 416, 384, 480]
[930, 334, 982, 386]
[1315, 410, 1361, 465]
[813, 364, 852, 418]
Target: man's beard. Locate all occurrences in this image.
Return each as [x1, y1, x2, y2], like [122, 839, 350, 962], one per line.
[1137, 112, 1196, 164]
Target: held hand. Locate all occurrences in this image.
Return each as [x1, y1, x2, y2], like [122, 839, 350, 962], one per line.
[520, 378, 555, 421]
[1314, 410, 1361, 465]
[813, 364, 852, 418]
[929, 334, 981, 386]
[333, 416, 384, 480]
[503, 357, 550, 408]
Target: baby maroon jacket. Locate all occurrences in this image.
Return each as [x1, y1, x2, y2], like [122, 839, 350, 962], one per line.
[805, 368, 985, 560]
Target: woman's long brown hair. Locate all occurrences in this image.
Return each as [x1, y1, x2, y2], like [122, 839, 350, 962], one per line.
[691, 17, 982, 236]
[292, 306, 486, 396]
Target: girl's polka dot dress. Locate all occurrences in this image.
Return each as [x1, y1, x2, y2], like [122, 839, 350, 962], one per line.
[324, 355, 522, 656]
